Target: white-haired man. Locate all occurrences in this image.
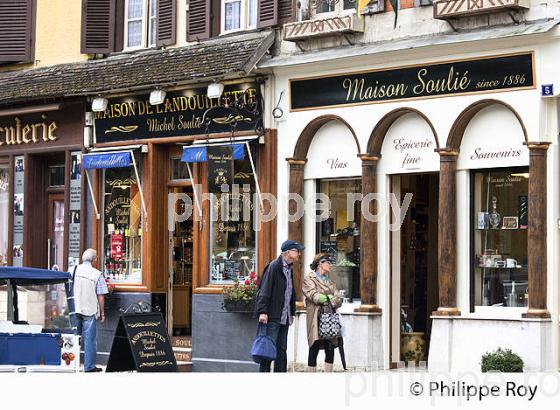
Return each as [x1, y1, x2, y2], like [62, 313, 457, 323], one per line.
[72, 248, 108, 372]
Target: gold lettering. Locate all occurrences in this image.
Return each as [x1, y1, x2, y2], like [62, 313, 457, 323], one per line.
[343, 78, 362, 101]
[164, 99, 173, 112]
[15, 118, 22, 144]
[31, 124, 41, 142]
[22, 125, 32, 143]
[48, 122, 58, 141]
[414, 69, 428, 95]
[6, 126, 16, 145]
[41, 122, 48, 142]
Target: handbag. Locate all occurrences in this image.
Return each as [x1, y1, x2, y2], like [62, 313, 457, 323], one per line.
[318, 298, 342, 339]
[251, 323, 277, 364]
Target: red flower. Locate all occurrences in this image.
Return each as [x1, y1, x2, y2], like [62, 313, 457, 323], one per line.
[244, 279, 250, 285]
[250, 271, 256, 279]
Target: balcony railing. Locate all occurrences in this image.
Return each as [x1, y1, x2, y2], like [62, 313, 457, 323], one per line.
[433, 0, 529, 19]
[283, 13, 364, 42]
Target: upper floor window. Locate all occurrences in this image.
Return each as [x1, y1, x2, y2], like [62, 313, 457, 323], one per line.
[313, 0, 356, 14]
[0, 0, 35, 64]
[126, 0, 158, 49]
[222, 0, 257, 33]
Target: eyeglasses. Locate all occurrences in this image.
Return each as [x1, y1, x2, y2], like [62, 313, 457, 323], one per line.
[288, 249, 301, 254]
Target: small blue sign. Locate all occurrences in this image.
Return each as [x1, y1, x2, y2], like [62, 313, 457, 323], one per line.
[541, 84, 554, 96]
[181, 144, 245, 163]
[83, 152, 132, 169]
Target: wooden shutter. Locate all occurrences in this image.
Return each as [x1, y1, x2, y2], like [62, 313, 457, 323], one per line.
[257, 0, 277, 28]
[157, 0, 176, 47]
[278, 0, 295, 24]
[81, 0, 116, 54]
[0, 0, 35, 63]
[187, 0, 211, 41]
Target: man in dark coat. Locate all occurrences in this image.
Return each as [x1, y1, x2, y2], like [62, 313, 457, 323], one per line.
[256, 240, 304, 372]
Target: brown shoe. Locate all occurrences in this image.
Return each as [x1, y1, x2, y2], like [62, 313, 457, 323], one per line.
[85, 367, 103, 373]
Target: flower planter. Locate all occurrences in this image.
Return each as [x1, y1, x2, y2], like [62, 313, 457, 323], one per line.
[223, 298, 255, 313]
[400, 332, 426, 364]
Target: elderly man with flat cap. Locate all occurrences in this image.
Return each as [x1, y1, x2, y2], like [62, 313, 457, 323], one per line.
[256, 239, 304, 372]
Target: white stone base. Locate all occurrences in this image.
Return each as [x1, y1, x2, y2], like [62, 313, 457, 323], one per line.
[428, 316, 553, 372]
[288, 310, 383, 371]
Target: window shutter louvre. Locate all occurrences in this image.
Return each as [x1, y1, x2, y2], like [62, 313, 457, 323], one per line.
[187, 0, 211, 41]
[257, 0, 278, 28]
[157, 0, 176, 47]
[278, 0, 295, 24]
[81, 0, 116, 54]
[0, 0, 35, 63]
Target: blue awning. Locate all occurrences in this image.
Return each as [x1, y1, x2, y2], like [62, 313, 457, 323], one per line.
[181, 143, 245, 163]
[0, 267, 70, 286]
[83, 152, 132, 169]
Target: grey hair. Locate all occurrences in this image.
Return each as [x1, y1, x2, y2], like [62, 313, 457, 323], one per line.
[82, 248, 98, 262]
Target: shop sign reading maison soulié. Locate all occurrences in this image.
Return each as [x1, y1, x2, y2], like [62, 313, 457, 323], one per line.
[289, 53, 534, 111]
[94, 84, 263, 143]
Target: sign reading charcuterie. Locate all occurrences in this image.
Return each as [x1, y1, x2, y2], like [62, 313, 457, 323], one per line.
[94, 84, 262, 143]
[290, 53, 534, 111]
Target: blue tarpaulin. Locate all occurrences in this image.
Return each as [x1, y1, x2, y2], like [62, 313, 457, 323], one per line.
[181, 144, 245, 163]
[0, 267, 70, 286]
[83, 151, 132, 169]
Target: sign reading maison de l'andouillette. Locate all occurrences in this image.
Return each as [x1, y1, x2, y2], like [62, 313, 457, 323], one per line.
[290, 53, 534, 111]
[94, 84, 262, 143]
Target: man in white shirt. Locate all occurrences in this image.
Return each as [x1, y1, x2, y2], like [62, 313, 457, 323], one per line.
[72, 248, 108, 372]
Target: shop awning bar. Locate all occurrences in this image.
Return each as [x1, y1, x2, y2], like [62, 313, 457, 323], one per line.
[81, 147, 148, 222]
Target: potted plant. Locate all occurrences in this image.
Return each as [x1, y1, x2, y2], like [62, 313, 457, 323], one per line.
[332, 257, 357, 298]
[222, 272, 258, 313]
[481, 348, 524, 372]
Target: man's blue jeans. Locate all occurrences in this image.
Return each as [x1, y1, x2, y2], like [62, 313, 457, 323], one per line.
[74, 314, 97, 371]
[259, 321, 289, 373]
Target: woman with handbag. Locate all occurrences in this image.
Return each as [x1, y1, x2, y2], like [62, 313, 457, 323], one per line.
[302, 253, 342, 372]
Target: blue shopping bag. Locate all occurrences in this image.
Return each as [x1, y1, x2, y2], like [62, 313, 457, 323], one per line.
[251, 323, 277, 364]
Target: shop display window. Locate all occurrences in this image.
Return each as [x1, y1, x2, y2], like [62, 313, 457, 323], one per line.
[209, 147, 257, 284]
[317, 179, 361, 301]
[102, 164, 143, 284]
[472, 167, 529, 308]
[0, 164, 9, 266]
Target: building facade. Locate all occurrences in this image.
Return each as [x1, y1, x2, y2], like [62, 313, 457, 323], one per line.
[261, 0, 560, 371]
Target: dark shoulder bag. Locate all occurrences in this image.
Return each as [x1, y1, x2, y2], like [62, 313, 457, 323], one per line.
[318, 298, 342, 339]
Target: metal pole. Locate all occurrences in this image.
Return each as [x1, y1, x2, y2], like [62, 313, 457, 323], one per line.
[84, 170, 100, 220]
[244, 141, 264, 211]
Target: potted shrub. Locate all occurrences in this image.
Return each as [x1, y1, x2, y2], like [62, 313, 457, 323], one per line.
[481, 348, 524, 372]
[222, 272, 258, 313]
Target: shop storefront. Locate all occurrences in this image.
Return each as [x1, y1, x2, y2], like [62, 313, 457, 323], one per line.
[89, 82, 278, 369]
[0, 102, 86, 324]
[268, 47, 558, 371]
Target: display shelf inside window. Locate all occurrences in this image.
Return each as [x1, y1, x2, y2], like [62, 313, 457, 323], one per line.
[209, 144, 257, 284]
[103, 166, 143, 284]
[472, 168, 529, 308]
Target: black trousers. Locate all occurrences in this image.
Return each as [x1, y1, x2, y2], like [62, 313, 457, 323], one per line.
[259, 321, 289, 372]
[308, 339, 335, 366]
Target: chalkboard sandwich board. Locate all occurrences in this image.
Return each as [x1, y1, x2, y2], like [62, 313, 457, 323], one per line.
[106, 312, 178, 372]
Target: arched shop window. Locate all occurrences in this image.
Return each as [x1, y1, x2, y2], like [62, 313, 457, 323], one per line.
[317, 178, 361, 301]
[472, 167, 528, 307]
